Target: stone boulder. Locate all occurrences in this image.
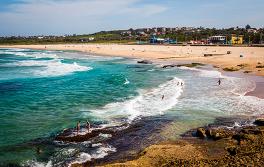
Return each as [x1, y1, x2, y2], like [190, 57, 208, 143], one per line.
[206, 128, 234, 140]
[196, 128, 206, 138]
[137, 60, 152, 64]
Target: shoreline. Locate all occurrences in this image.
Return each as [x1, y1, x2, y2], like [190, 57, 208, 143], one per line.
[0, 44, 264, 76]
[0, 44, 263, 100]
[1, 45, 264, 166]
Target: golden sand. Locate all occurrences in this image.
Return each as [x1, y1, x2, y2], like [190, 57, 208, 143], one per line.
[1, 44, 264, 76]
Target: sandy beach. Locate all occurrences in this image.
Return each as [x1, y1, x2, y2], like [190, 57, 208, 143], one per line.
[1, 44, 264, 76]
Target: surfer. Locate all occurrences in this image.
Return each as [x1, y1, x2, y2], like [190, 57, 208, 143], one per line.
[217, 78, 221, 86]
[76, 121, 80, 135]
[86, 120, 91, 133]
[162, 95, 165, 100]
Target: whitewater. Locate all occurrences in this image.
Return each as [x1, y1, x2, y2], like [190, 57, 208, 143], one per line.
[0, 48, 263, 166]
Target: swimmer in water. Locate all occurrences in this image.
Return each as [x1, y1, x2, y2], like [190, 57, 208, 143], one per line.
[217, 78, 221, 86]
[162, 95, 165, 100]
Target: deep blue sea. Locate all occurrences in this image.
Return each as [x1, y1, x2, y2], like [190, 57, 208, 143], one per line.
[0, 48, 263, 166]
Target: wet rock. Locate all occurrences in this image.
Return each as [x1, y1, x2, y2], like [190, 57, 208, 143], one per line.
[162, 64, 177, 68]
[206, 128, 234, 140]
[205, 129, 213, 138]
[137, 60, 152, 64]
[196, 128, 206, 138]
[204, 54, 213, 57]
[227, 146, 237, 156]
[55, 128, 115, 142]
[254, 118, 264, 126]
[241, 126, 263, 135]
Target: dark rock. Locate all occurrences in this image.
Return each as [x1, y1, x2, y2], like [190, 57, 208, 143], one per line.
[137, 60, 152, 64]
[55, 128, 115, 142]
[204, 54, 213, 57]
[205, 129, 213, 138]
[162, 64, 177, 68]
[227, 146, 237, 156]
[254, 118, 264, 126]
[196, 128, 206, 138]
[241, 127, 262, 135]
[206, 128, 234, 140]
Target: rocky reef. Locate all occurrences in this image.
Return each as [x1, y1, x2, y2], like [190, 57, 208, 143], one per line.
[103, 117, 264, 167]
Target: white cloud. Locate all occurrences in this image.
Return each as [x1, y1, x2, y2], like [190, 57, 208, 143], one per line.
[0, 0, 168, 35]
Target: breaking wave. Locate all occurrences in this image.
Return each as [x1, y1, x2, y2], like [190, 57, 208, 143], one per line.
[90, 77, 184, 122]
[5, 59, 92, 77]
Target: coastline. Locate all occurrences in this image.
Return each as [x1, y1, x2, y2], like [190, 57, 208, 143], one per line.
[102, 117, 264, 167]
[1, 44, 263, 99]
[1, 45, 264, 166]
[0, 44, 264, 76]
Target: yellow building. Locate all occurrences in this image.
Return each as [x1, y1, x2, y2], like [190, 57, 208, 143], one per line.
[231, 34, 243, 44]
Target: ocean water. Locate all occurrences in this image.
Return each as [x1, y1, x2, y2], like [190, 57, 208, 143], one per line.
[0, 48, 263, 166]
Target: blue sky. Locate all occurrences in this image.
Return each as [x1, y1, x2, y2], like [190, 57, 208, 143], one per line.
[0, 0, 263, 36]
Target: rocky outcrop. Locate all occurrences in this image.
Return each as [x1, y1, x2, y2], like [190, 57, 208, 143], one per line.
[137, 60, 152, 64]
[55, 128, 115, 142]
[55, 124, 128, 143]
[196, 128, 206, 138]
[195, 127, 234, 140]
[104, 120, 264, 167]
[254, 118, 264, 126]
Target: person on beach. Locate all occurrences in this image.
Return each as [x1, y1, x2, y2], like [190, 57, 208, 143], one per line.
[217, 78, 221, 86]
[181, 82, 183, 86]
[76, 121, 81, 135]
[86, 120, 91, 133]
[162, 95, 165, 100]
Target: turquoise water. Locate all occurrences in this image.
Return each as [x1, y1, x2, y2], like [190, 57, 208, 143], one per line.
[0, 48, 263, 166]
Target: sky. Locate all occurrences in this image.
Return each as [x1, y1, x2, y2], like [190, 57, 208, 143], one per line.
[0, 0, 263, 36]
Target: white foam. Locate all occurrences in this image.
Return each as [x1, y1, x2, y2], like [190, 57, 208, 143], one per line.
[5, 59, 92, 77]
[178, 66, 223, 78]
[68, 144, 116, 166]
[22, 160, 52, 167]
[124, 78, 130, 85]
[0, 48, 60, 59]
[69, 153, 92, 165]
[90, 77, 184, 122]
[178, 66, 258, 97]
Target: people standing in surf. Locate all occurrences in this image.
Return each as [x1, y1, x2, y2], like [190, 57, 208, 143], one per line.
[162, 95, 165, 100]
[86, 120, 91, 133]
[217, 78, 221, 85]
[76, 121, 81, 135]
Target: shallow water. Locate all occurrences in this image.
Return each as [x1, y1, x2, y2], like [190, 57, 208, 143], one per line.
[0, 48, 263, 166]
